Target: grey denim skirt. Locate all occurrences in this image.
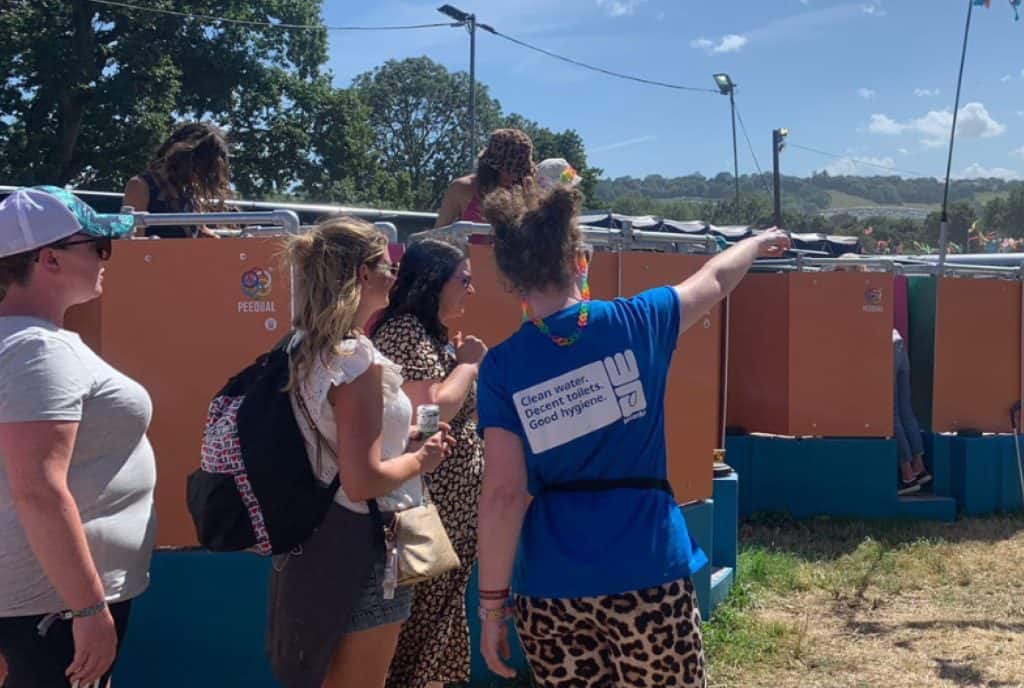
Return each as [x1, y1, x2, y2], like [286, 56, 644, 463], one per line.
[265, 503, 384, 688]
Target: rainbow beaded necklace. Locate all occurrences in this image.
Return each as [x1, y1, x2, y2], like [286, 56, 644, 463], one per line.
[521, 258, 591, 347]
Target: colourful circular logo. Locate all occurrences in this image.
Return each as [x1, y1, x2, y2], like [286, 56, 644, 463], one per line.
[241, 268, 272, 299]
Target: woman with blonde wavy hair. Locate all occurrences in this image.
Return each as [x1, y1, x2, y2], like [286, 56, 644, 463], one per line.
[265, 217, 454, 688]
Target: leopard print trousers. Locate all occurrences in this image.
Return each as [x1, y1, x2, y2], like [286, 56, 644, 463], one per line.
[514, 578, 705, 688]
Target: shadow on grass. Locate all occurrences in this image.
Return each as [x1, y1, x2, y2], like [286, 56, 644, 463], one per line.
[739, 511, 1024, 563]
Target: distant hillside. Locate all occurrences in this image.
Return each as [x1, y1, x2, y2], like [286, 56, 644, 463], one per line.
[594, 173, 1020, 216]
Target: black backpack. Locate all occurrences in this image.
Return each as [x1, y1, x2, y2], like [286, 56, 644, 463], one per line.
[186, 335, 339, 555]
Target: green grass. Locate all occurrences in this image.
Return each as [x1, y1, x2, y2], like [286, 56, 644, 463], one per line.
[461, 513, 1024, 687]
[703, 513, 1024, 686]
[703, 547, 809, 673]
[973, 190, 1010, 205]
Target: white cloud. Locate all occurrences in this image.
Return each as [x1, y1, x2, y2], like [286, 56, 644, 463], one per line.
[857, 88, 877, 100]
[821, 156, 897, 176]
[914, 88, 940, 97]
[596, 0, 646, 17]
[690, 34, 748, 53]
[861, 1, 887, 16]
[868, 114, 903, 135]
[590, 135, 658, 153]
[1018, 111, 1024, 118]
[955, 163, 1021, 180]
[1012, 146, 1024, 160]
[898, 148, 910, 155]
[1000, 74, 1014, 83]
[867, 102, 1005, 147]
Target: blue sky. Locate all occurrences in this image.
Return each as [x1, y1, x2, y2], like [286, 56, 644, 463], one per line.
[322, 0, 1024, 180]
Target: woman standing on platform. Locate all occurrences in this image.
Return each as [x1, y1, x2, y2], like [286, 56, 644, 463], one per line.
[435, 128, 536, 228]
[371, 239, 486, 688]
[121, 122, 231, 239]
[473, 186, 789, 687]
[0, 188, 154, 688]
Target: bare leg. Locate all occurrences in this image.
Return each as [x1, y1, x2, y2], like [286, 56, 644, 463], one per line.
[322, 623, 403, 688]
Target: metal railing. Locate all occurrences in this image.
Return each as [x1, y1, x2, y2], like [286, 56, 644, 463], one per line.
[409, 220, 721, 254]
[122, 207, 302, 236]
[752, 255, 1024, 279]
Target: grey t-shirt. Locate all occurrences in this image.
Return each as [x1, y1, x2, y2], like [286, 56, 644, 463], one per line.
[0, 317, 157, 616]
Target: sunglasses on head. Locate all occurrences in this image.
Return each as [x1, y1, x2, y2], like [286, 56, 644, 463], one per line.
[50, 236, 113, 261]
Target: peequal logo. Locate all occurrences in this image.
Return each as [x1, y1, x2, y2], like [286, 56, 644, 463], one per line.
[863, 287, 884, 313]
[238, 267, 277, 314]
[241, 268, 272, 300]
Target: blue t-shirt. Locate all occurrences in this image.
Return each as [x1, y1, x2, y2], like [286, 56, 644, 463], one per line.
[476, 286, 708, 599]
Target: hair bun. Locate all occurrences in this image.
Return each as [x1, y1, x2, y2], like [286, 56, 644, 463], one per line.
[538, 187, 582, 228]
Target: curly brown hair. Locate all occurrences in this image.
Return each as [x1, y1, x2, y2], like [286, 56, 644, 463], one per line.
[483, 186, 583, 293]
[147, 122, 231, 211]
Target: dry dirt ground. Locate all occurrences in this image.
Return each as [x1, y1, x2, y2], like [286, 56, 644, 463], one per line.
[705, 514, 1024, 688]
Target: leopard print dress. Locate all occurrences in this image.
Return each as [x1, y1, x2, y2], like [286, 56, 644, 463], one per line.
[374, 314, 483, 688]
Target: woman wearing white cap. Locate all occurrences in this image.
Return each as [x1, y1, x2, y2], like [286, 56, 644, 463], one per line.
[0, 188, 155, 688]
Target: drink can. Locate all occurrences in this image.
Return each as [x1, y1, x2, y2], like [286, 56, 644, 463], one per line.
[417, 404, 441, 438]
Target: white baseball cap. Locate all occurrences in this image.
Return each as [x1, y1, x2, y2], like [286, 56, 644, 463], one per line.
[536, 158, 582, 190]
[0, 187, 134, 259]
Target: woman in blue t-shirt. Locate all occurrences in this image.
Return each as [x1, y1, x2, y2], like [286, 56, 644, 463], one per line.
[474, 187, 789, 687]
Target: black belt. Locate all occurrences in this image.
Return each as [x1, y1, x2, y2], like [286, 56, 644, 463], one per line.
[543, 478, 674, 498]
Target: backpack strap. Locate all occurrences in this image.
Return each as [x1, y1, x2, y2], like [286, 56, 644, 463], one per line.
[543, 478, 674, 498]
[293, 374, 342, 495]
[293, 375, 381, 523]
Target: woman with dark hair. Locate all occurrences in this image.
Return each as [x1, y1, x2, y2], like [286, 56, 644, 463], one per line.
[474, 186, 790, 687]
[122, 122, 231, 238]
[435, 128, 536, 228]
[370, 239, 486, 688]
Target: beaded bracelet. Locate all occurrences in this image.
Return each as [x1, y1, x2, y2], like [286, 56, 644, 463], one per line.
[478, 606, 511, 623]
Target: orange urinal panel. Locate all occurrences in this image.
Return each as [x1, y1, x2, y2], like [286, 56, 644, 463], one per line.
[66, 238, 292, 547]
[932, 277, 1021, 433]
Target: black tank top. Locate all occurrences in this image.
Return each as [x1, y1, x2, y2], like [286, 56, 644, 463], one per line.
[139, 171, 196, 238]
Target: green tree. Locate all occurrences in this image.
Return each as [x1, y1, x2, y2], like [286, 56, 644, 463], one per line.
[228, 79, 395, 205]
[353, 57, 504, 212]
[0, 0, 330, 191]
[923, 202, 977, 247]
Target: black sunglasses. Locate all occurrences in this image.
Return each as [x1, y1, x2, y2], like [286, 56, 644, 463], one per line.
[51, 236, 113, 261]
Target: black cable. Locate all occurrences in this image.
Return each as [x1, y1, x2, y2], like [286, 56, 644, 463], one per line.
[735, 105, 774, 198]
[787, 142, 930, 178]
[484, 27, 719, 94]
[87, 0, 457, 31]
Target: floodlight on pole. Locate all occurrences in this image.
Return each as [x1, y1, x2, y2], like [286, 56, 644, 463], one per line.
[439, 5, 479, 171]
[772, 128, 788, 228]
[713, 73, 740, 218]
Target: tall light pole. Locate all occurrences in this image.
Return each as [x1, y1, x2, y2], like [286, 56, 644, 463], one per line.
[938, 0, 975, 270]
[772, 128, 788, 228]
[438, 5, 482, 171]
[713, 73, 740, 219]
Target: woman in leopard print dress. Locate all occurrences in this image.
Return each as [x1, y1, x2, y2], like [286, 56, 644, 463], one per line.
[371, 239, 486, 688]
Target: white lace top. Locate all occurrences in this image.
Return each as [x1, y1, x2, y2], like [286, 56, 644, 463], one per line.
[290, 334, 420, 514]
